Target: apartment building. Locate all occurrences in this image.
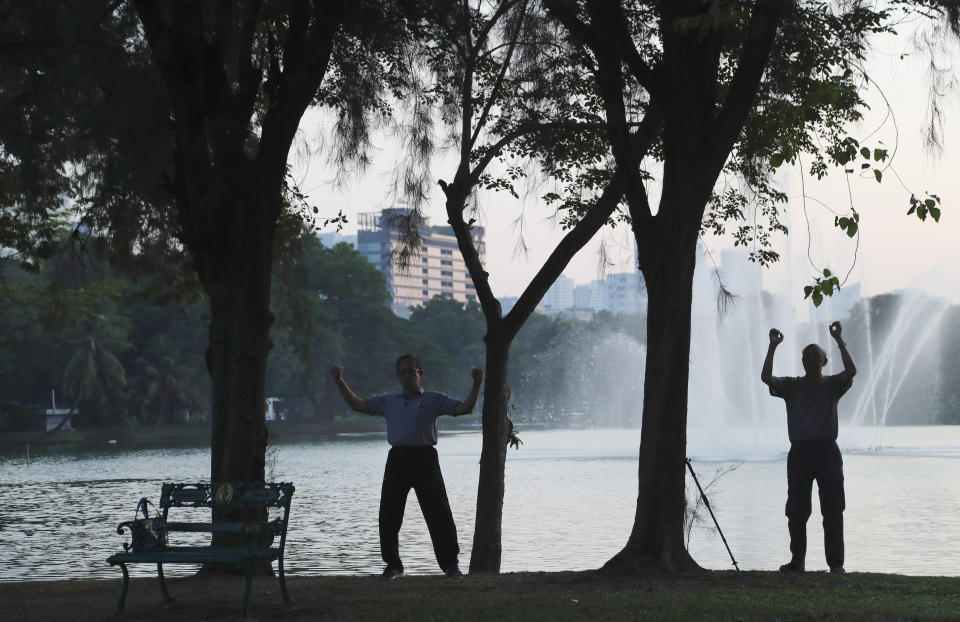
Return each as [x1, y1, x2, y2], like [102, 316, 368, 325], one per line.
[357, 208, 485, 317]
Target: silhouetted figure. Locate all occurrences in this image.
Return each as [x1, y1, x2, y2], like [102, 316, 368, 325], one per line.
[761, 321, 857, 574]
[331, 355, 483, 580]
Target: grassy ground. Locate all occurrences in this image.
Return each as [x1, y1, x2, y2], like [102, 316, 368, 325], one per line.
[1, 570, 957, 622]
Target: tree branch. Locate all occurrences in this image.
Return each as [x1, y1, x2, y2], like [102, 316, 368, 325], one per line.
[257, 0, 344, 184]
[503, 170, 624, 338]
[711, 0, 789, 160]
[469, 0, 527, 150]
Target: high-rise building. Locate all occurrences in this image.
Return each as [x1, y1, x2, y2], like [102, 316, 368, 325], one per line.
[606, 272, 646, 314]
[540, 274, 575, 313]
[357, 208, 485, 317]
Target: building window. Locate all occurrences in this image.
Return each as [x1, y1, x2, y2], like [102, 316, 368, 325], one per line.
[441, 292, 453, 298]
[441, 270, 453, 277]
[466, 294, 476, 301]
[422, 257, 428, 263]
[440, 249, 453, 255]
[422, 290, 429, 296]
[441, 281, 453, 288]
[422, 268, 428, 274]
[422, 279, 428, 285]
[466, 282, 475, 289]
[441, 260, 453, 266]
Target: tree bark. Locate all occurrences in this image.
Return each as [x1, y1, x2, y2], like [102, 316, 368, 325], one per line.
[132, 3, 346, 573]
[585, 0, 787, 575]
[443, 174, 625, 572]
[199, 183, 278, 574]
[469, 330, 511, 572]
[603, 227, 702, 574]
[205, 211, 273, 490]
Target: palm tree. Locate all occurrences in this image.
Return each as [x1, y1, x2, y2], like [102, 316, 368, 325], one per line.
[59, 334, 127, 429]
[127, 335, 209, 426]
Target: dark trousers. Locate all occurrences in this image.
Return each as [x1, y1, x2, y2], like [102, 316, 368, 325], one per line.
[379, 446, 459, 571]
[786, 440, 845, 568]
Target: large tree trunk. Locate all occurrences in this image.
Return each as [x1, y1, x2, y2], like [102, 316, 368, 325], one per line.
[201, 184, 278, 574]
[469, 330, 511, 573]
[603, 217, 702, 574]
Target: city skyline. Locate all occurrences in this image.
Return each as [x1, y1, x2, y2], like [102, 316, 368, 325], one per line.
[292, 23, 959, 306]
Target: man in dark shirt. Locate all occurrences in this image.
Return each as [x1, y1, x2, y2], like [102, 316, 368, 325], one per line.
[761, 321, 857, 574]
[331, 354, 483, 580]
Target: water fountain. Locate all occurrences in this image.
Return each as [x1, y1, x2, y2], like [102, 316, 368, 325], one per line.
[684, 246, 950, 459]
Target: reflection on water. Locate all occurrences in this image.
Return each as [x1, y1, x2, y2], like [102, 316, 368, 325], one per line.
[1, 426, 959, 581]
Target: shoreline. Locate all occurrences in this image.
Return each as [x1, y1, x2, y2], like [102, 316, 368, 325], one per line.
[3, 420, 954, 451]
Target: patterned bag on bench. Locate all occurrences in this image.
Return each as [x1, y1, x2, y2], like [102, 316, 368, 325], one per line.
[127, 497, 168, 552]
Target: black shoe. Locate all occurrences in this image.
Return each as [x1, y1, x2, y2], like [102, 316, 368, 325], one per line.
[779, 561, 804, 573]
[380, 566, 404, 581]
[443, 566, 463, 579]
[830, 566, 846, 574]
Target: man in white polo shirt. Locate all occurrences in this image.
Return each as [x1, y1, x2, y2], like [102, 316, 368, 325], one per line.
[331, 354, 483, 580]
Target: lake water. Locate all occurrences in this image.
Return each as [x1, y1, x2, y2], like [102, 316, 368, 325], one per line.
[1, 425, 959, 581]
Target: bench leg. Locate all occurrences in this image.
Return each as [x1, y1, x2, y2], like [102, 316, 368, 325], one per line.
[157, 563, 173, 603]
[278, 558, 291, 608]
[241, 566, 252, 618]
[116, 563, 130, 613]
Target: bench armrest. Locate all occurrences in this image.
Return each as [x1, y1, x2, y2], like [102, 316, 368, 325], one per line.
[115, 520, 136, 536]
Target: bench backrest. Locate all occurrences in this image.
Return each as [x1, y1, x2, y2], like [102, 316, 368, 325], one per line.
[158, 482, 295, 551]
[160, 482, 294, 511]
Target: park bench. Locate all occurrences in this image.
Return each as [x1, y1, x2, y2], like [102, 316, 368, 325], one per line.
[107, 481, 295, 617]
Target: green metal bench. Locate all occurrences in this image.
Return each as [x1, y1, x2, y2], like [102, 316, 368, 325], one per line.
[107, 481, 295, 616]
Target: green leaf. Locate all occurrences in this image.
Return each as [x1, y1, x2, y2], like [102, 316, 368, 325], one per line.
[873, 148, 888, 161]
[846, 222, 858, 237]
[812, 290, 823, 307]
[873, 169, 882, 183]
[929, 206, 941, 222]
[924, 198, 935, 209]
[803, 285, 814, 298]
[822, 268, 832, 277]
[860, 147, 871, 159]
[860, 163, 871, 169]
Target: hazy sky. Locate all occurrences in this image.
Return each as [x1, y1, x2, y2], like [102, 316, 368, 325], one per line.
[290, 22, 960, 304]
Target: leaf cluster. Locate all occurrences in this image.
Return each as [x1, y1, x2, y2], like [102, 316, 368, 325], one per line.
[803, 268, 841, 308]
[907, 192, 942, 222]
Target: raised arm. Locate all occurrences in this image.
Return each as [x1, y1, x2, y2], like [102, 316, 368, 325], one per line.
[761, 328, 783, 386]
[330, 365, 370, 414]
[453, 368, 485, 416]
[829, 321, 857, 378]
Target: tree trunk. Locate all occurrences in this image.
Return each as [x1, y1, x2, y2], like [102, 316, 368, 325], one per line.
[603, 231, 702, 574]
[469, 330, 511, 573]
[200, 186, 277, 574]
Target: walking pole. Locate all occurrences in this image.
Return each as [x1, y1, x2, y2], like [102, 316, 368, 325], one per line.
[685, 458, 739, 571]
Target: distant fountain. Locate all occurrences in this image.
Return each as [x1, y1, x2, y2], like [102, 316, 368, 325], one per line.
[557, 331, 646, 428]
[687, 248, 794, 460]
[541, 246, 949, 461]
[843, 294, 950, 449]
[684, 246, 949, 459]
